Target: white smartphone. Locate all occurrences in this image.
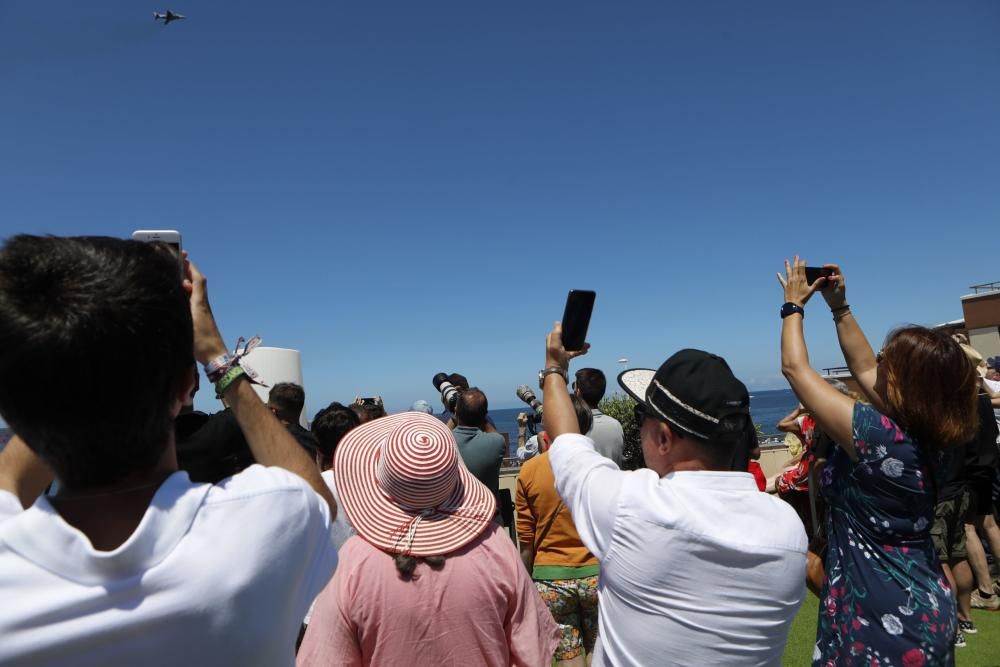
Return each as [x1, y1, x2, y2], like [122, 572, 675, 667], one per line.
[131, 229, 182, 253]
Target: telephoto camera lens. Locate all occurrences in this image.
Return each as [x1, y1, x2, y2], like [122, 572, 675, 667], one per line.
[515, 385, 544, 415]
[432, 372, 461, 412]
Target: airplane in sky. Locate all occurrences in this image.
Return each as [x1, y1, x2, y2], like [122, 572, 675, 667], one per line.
[153, 10, 185, 25]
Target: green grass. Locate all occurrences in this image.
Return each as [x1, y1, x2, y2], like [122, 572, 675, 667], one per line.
[782, 595, 1000, 666]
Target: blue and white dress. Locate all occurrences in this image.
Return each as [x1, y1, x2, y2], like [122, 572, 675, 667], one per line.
[814, 403, 955, 667]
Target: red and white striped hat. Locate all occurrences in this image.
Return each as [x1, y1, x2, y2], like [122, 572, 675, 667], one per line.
[333, 412, 496, 557]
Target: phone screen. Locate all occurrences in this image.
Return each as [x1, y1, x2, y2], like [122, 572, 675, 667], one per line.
[561, 290, 596, 352]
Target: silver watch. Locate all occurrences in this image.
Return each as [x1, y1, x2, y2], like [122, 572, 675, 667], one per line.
[538, 367, 568, 389]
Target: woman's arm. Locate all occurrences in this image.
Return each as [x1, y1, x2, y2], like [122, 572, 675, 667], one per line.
[818, 264, 888, 413]
[776, 406, 805, 435]
[778, 258, 857, 460]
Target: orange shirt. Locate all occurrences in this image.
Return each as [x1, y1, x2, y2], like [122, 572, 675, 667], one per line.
[515, 451, 598, 571]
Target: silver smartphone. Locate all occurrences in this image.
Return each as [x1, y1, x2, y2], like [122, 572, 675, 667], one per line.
[131, 230, 181, 253]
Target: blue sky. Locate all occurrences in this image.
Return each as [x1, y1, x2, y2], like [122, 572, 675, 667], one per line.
[1, 1, 998, 417]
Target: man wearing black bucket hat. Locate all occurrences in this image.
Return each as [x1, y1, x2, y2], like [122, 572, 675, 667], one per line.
[540, 322, 807, 667]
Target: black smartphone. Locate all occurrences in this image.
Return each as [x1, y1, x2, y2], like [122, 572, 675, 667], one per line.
[561, 290, 596, 352]
[804, 267, 833, 286]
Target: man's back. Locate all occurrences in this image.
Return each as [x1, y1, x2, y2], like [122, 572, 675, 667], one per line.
[550, 433, 807, 666]
[587, 409, 624, 466]
[0, 466, 336, 667]
[452, 426, 505, 499]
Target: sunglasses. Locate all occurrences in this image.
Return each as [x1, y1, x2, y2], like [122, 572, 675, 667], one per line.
[876, 350, 884, 364]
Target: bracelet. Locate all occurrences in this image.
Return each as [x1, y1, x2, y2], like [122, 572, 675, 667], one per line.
[831, 305, 850, 314]
[215, 366, 247, 398]
[205, 353, 235, 383]
[203, 336, 267, 388]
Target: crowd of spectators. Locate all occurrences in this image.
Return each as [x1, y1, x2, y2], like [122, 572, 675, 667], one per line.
[0, 237, 998, 666]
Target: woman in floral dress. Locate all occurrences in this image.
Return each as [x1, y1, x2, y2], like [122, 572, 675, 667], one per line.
[777, 258, 979, 667]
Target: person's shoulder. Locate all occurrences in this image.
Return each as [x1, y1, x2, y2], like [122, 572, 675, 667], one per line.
[481, 429, 506, 446]
[519, 451, 548, 476]
[744, 489, 809, 549]
[0, 489, 22, 523]
[853, 402, 912, 447]
[597, 412, 623, 425]
[208, 465, 315, 503]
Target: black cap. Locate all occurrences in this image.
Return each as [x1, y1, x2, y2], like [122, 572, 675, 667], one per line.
[617, 349, 750, 442]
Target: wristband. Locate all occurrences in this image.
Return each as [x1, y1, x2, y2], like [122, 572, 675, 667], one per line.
[203, 336, 267, 388]
[205, 353, 235, 383]
[215, 365, 247, 398]
[831, 305, 850, 314]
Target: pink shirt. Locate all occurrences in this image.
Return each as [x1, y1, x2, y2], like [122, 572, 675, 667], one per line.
[298, 524, 559, 667]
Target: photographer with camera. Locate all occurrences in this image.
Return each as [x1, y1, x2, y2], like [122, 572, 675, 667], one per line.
[515, 385, 544, 461]
[433, 372, 497, 432]
[452, 388, 506, 521]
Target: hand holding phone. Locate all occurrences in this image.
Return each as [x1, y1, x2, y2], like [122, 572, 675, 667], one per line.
[803, 266, 833, 288]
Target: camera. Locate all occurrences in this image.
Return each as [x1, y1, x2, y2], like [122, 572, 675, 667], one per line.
[432, 372, 461, 413]
[516, 385, 544, 427]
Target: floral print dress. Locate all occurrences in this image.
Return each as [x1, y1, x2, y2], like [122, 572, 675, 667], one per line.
[814, 403, 955, 667]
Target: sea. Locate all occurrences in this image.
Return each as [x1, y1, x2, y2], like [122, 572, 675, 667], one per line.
[488, 388, 799, 455]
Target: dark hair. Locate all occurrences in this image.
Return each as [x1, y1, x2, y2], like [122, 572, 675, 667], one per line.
[665, 412, 745, 469]
[349, 404, 369, 423]
[570, 394, 593, 434]
[268, 382, 305, 424]
[311, 402, 360, 468]
[349, 402, 384, 424]
[455, 387, 488, 428]
[447, 373, 469, 391]
[392, 553, 447, 579]
[574, 368, 607, 407]
[881, 326, 978, 449]
[0, 236, 193, 487]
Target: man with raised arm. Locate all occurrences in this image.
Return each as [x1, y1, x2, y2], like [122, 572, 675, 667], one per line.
[540, 322, 807, 666]
[0, 236, 338, 666]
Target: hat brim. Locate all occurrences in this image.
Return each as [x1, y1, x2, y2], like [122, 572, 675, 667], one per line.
[617, 368, 657, 408]
[334, 414, 496, 558]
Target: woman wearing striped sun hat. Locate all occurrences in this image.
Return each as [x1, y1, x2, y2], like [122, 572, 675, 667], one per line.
[297, 412, 560, 666]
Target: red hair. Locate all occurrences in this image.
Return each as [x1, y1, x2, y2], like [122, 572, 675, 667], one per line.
[881, 326, 978, 449]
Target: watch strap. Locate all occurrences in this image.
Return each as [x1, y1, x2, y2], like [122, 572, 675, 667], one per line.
[781, 302, 805, 319]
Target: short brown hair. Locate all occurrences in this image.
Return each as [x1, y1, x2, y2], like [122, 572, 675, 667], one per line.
[881, 326, 978, 449]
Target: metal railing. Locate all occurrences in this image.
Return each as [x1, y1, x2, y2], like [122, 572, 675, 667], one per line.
[969, 281, 1000, 295]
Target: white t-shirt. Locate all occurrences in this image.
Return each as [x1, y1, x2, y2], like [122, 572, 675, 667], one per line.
[0, 465, 337, 666]
[0, 489, 22, 523]
[549, 433, 807, 667]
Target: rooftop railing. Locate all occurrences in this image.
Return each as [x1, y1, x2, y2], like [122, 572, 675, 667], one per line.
[969, 281, 1000, 295]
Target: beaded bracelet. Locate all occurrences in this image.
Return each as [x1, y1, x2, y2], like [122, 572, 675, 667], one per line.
[215, 366, 247, 398]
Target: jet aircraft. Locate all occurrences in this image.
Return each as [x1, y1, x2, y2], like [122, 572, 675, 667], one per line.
[153, 10, 185, 25]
